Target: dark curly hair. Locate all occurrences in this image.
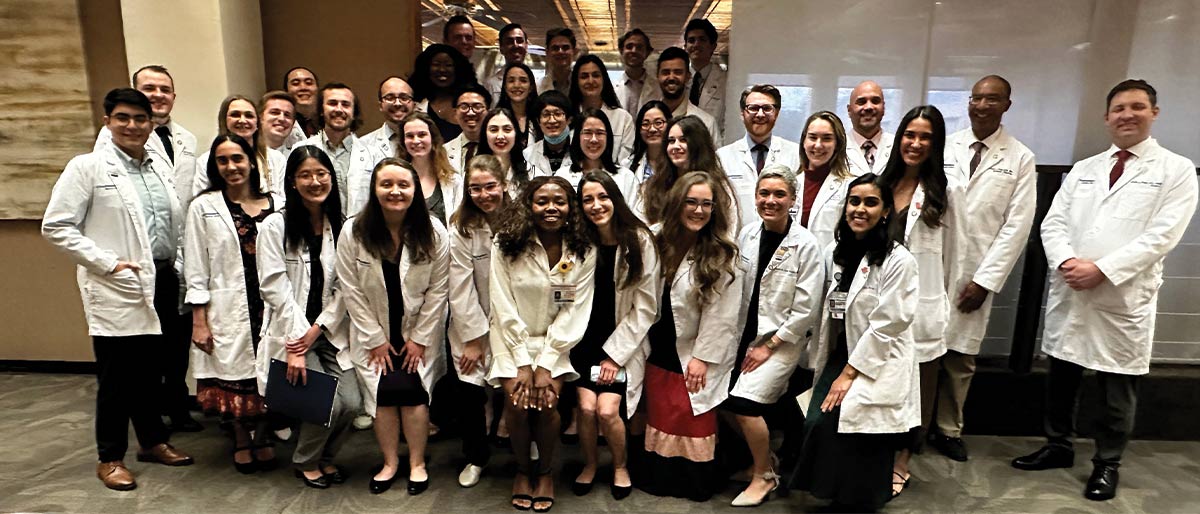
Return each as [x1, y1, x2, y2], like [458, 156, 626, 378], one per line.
[408, 43, 478, 103]
[495, 175, 591, 261]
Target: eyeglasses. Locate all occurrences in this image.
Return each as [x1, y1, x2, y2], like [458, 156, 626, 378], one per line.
[579, 129, 607, 140]
[540, 109, 566, 121]
[296, 170, 331, 183]
[969, 95, 1007, 106]
[110, 113, 151, 125]
[640, 119, 666, 130]
[457, 103, 487, 114]
[381, 93, 413, 104]
[743, 104, 777, 115]
[468, 182, 501, 196]
[684, 198, 715, 212]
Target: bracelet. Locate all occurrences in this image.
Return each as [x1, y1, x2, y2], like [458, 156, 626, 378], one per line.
[764, 337, 782, 351]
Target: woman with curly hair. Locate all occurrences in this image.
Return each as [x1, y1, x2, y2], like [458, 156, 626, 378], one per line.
[409, 43, 478, 141]
[489, 175, 597, 511]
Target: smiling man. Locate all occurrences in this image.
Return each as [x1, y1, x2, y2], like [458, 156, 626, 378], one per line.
[614, 28, 658, 116]
[717, 84, 800, 228]
[285, 67, 321, 145]
[297, 83, 361, 207]
[845, 80, 892, 175]
[684, 18, 727, 134]
[344, 76, 416, 215]
[258, 91, 297, 156]
[655, 46, 721, 145]
[1013, 79, 1198, 502]
[540, 27, 577, 95]
[444, 83, 493, 173]
[484, 23, 529, 103]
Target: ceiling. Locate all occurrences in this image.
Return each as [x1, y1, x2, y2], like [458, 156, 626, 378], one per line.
[420, 0, 732, 56]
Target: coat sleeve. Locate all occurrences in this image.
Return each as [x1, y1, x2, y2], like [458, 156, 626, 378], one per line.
[448, 228, 490, 344]
[183, 198, 213, 305]
[536, 247, 599, 371]
[1095, 160, 1199, 286]
[847, 251, 918, 380]
[616, 111, 636, 161]
[972, 150, 1037, 293]
[192, 157, 210, 199]
[691, 269, 744, 365]
[774, 236, 826, 346]
[256, 214, 312, 341]
[335, 223, 388, 350]
[41, 156, 120, 275]
[942, 180, 969, 294]
[1040, 162, 1082, 270]
[602, 232, 660, 366]
[408, 226, 450, 347]
[489, 245, 533, 368]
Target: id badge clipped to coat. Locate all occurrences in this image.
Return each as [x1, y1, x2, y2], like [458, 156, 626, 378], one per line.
[829, 291, 848, 320]
[551, 284, 576, 304]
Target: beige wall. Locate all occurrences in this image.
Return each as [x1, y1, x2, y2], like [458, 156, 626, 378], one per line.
[0, 222, 92, 361]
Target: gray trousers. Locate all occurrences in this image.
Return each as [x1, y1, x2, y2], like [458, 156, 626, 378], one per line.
[292, 338, 362, 470]
[1045, 357, 1140, 465]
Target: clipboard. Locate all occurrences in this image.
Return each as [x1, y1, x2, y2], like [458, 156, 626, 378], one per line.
[265, 358, 339, 427]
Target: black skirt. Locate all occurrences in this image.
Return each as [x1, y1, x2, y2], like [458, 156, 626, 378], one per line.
[377, 256, 429, 408]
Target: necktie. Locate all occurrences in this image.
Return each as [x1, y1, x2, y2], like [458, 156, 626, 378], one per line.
[155, 125, 174, 163]
[752, 143, 768, 173]
[1109, 149, 1132, 188]
[464, 141, 478, 162]
[690, 70, 703, 106]
[969, 141, 986, 177]
[862, 140, 875, 168]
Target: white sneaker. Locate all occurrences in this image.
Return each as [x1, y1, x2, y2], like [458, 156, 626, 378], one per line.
[530, 442, 539, 461]
[274, 427, 292, 441]
[353, 414, 373, 430]
[458, 464, 484, 487]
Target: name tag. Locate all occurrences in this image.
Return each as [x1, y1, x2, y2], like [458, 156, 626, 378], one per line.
[202, 212, 221, 218]
[551, 284, 576, 304]
[828, 291, 848, 319]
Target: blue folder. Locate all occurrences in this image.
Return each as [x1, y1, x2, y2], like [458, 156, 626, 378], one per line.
[265, 358, 338, 427]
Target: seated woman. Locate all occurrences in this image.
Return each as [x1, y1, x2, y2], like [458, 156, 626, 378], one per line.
[790, 173, 921, 512]
[489, 176, 597, 512]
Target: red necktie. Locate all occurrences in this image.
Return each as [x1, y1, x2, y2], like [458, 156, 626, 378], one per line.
[1109, 149, 1132, 188]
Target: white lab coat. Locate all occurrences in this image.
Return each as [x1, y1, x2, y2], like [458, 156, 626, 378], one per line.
[660, 248, 745, 415]
[96, 122, 198, 206]
[346, 124, 397, 216]
[731, 221, 825, 404]
[718, 135, 802, 229]
[943, 127, 1037, 354]
[807, 242, 921, 434]
[488, 239, 597, 384]
[447, 223, 495, 387]
[42, 146, 185, 337]
[669, 101, 723, 147]
[184, 191, 274, 381]
[525, 140, 574, 177]
[336, 217, 450, 416]
[284, 121, 307, 153]
[255, 212, 352, 395]
[445, 133, 467, 173]
[1041, 138, 1198, 375]
[846, 131, 894, 176]
[801, 171, 856, 252]
[193, 147, 287, 200]
[898, 179, 967, 363]
[554, 166, 640, 205]
[614, 72, 659, 116]
[688, 63, 727, 138]
[600, 105, 636, 164]
[599, 230, 660, 414]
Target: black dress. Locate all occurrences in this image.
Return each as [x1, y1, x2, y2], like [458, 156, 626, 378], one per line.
[571, 244, 623, 395]
[377, 251, 430, 407]
[790, 240, 903, 512]
[723, 221, 789, 417]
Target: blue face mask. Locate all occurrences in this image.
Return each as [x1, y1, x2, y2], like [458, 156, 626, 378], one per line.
[543, 129, 570, 146]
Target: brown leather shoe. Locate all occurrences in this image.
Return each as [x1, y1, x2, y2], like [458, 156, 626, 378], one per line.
[136, 443, 194, 466]
[97, 461, 137, 491]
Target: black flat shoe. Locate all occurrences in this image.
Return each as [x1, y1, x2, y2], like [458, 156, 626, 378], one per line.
[252, 443, 279, 471]
[407, 477, 429, 495]
[571, 480, 593, 496]
[1012, 445, 1074, 471]
[369, 465, 398, 494]
[295, 469, 330, 489]
[929, 433, 969, 462]
[560, 433, 579, 445]
[322, 465, 349, 484]
[610, 484, 632, 500]
[1084, 463, 1119, 501]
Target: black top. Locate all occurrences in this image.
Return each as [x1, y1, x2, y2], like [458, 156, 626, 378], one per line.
[739, 221, 790, 346]
[428, 108, 462, 141]
[574, 245, 618, 370]
[427, 183, 446, 226]
[544, 143, 569, 172]
[381, 251, 406, 349]
[646, 280, 681, 373]
[889, 206, 909, 247]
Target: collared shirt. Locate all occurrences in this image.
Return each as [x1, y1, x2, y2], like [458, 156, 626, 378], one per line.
[538, 72, 570, 95]
[621, 70, 646, 114]
[691, 62, 714, 91]
[1106, 136, 1154, 173]
[315, 130, 357, 207]
[850, 127, 884, 151]
[114, 146, 175, 261]
[382, 122, 400, 157]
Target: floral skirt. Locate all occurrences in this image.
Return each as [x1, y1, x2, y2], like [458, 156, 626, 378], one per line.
[197, 378, 266, 421]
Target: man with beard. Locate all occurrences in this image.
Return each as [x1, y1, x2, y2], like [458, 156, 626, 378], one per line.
[614, 28, 658, 116]
[346, 76, 416, 215]
[445, 83, 492, 172]
[259, 91, 297, 156]
[285, 66, 320, 147]
[684, 19, 727, 135]
[296, 83, 360, 207]
[539, 27, 576, 95]
[656, 46, 721, 145]
[483, 23, 529, 104]
[717, 84, 800, 228]
[845, 80, 892, 175]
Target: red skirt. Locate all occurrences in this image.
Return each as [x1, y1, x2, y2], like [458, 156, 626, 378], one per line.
[638, 364, 720, 500]
[197, 378, 266, 420]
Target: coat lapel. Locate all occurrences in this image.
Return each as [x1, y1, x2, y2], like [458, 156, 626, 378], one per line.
[904, 182, 925, 242]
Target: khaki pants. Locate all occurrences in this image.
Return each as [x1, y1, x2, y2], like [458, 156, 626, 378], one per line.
[915, 351, 977, 449]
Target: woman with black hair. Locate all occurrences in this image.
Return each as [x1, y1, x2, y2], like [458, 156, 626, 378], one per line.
[876, 106, 966, 490]
[336, 158, 449, 495]
[256, 146, 360, 488]
[477, 107, 530, 195]
[409, 43, 479, 141]
[569, 171, 658, 500]
[496, 62, 538, 142]
[525, 91, 577, 177]
[568, 55, 635, 162]
[790, 173, 920, 512]
[185, 135, 279, 473]
[563, 109, 639, 202]
[489, 175, 597, 512]
[625, 100, 671, 184]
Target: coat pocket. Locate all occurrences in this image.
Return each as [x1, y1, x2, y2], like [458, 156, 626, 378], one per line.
[848, 359, 910, 406]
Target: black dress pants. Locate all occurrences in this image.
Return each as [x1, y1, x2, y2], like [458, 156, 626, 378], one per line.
[94, 335, 170, 462]
[1044, 357, 1140, 465]
[153, 265, 191, 418]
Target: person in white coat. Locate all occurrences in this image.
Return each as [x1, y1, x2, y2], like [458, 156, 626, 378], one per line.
[877, 105, 966, 484]
[638, 115, 736, 229]
[563, 109, 640, 202]
[655, 47, 722, 146]
[495, 62, 539, 143]
[192, 95, 287, 199]
[257, 146, 361, 488]
[476, 107, 532, 194]
[1013, 80, 1199, 502]
[570, 171, 658, 500]
[845, 81, 894, 176]
[489, 175, 597, 512]
[399, 112, 463, 226]
[443, 84, 492, 173]
[43, 89, 195, 491]
[294, 83, 361, 208]
[524, 90, 576, 177]
[684, 19, 727, 138]
[258, 90, 298, 157]
[346, 76, 415, 217]
[568, 55, 636, 163]
[724, 167, 824, 507]
[791, 173, 920, 511]
[932, 76, 1037, 462]
[185, 134, 279, 473]
[336, 158, 449, 495]
[624, 100, 672, 185]
[639, 171, 743, 502]
[447, 155, 512, 487]
[797, 111, 859, 251]
[717, 84, 801, 226]
[284, 66, 320, 147]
